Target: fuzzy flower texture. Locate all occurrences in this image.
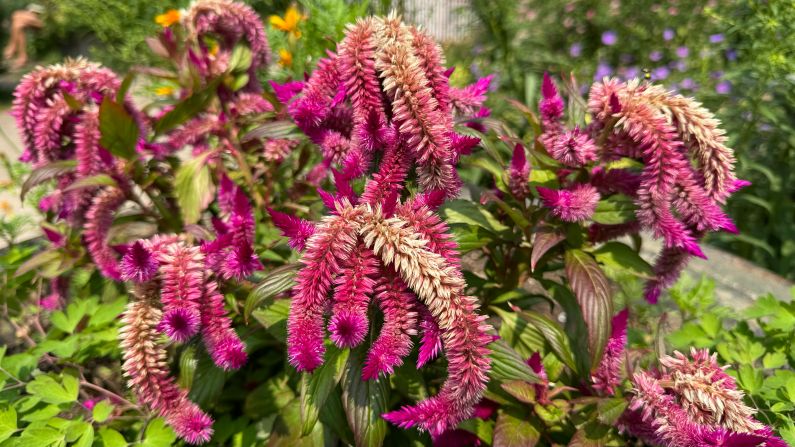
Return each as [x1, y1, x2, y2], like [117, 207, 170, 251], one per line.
[271, 15, 493, 436]
[621, 349, 785, 447]
[511, 74, 743, 303]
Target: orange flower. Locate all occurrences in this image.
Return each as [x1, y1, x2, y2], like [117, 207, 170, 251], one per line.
[278, 48, 293, 67]
[0, 200, 12, 215]
[155, 86, 175, 96]
[269, 6, 303, 39]
[155, 9, 181, 27]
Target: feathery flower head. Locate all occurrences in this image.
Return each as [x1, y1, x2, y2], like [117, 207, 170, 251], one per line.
[622, 348, 783, 447]
[549, 127, 598, 167]
[120, 241, 159, 283]
[183, 0, 270, 79]
[537, 184, 600, 222]
[268, 208, 316, 250]
[509, 143, 531, 200]
[591, 309, 628, 395]
[289, 15, 491, 201]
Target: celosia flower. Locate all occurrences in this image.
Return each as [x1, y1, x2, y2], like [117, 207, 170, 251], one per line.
[120, 283, 213, 445]
[157, 242, 205, 342]
[289, 15, 488, 200]
[591, 309, 628, 395]
[183, 0, 270, 80]
[549, 127, 598, 167]
[329, 242, 379, 348]
[537, 184, 600, 222]
[85, 187, 126, 280]
[200, 280, 247, 370]
[527, 352, 550, 404]
[508, 143, 531, 200]
[621, 349, 784, 447]
[268, 208, 316, 250]
[120, 241, 159, 283]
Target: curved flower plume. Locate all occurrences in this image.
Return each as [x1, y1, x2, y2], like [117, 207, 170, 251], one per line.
[620, 348, 784, 447]
[520, 75, 740, 301]
[287, 14, 490, 200]
[537, 184, 600, 222]
[120, 283, 213, 444]
[119, 235, 248, 443]
[12, 59, 131, 224]
[591, 309, 628, 395]
[84, 187, 127, 280]
[509, 143, 531, 200]
[182, 0, 270, 82]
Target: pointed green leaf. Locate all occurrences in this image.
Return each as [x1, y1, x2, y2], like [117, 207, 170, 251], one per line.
[0, 407, 17, 442]
[301, 345, 350, 435]
[174, 151, 213, 225]
[565, 249, 613, 369]
[493, 409, 540, 447]
[99, 97, 139, 160]
[341, 349, 388, 447]
[244, 263, 299, 320]
[92, 400, 114, 423]
[20, 160, 77, 200]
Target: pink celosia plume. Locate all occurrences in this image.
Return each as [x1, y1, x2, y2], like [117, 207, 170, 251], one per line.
[537, 184, 600, 222]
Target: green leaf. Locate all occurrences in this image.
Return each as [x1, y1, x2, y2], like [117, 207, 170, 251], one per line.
[244, 263, 299, 320]
[174, 151, 213, 225]
[496, 310, 545, 359]
[99, 97, 139, 160]
[763, 352, 788, 370]
[250, 299, 290, 342]
[508, 308, 578, 373]
[26, 374, 79, 405]
[92, 400, 113, 423]
[62, 174, 117, 193]
[439, 199, 509, 234]
[87, 298, 127, 328]
[564, 249, 613, 370]
[68, 422, 94, 447]
[141, 418, 176, 447]
[228, 45, 253, 73]
[596, 398, 628, 425]
[591, 194, 637, 225]
[98, 428, 126, 447]
[319, 388, 355, 446]
[50, 300, 89, 334]
[20, 160, 77, 200]
[16, 427, 64, 447]
[154, 80, 219, 135]
[341, 349, 388, 447]
[488, 339, 540, 383]
[492, 409, 540, 447]
[738, 365, 763, 394]
[531, 227, 565, 271]
[0, 407, 17, 443]
[301, 345, 349, 435]
[241, 121, 302, 142]
[500, 380, 536, 404]
[592, 242, 653, 278]
[529, 169, 559, 188]
[13, 250, 63, 278]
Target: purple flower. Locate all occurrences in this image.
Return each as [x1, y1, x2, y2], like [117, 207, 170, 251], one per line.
[716, 81, 732, 95]
[663, 28, 675, 41]
[726, 49, 738, 61]
[676, 46, 689, 58]
[673, 60, 687, 72]
[594, 62, 613, 80]
[652, 66, 670, 80]
[569, 42, 583, 57]
[709, 33, 725, 43]
[601, 30, 618, 46]
[649, 51, 663, 62]
[680, 78, 696, 90]
[624, 66, 640, 79]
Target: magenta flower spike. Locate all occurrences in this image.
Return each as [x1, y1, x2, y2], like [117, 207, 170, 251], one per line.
[200, 280, 247, 370]
[120, 284, 213, 445]
[591, 308, 628, 395]
[84, 187, 126, 280]
[549, 127, 598, 167]
[289, 15, 488, 200]
[509, 143, 531, 200]
[329, 242, 379, 348]
[621, 348, 785, 447]
[268, 208, 316, 251]
[537, 184, 600, 222]
[120, 241, 159, 283]
[157, 242, 205, 342]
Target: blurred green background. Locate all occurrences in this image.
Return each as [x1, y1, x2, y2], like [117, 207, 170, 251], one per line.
[1, 0, 793, 280]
